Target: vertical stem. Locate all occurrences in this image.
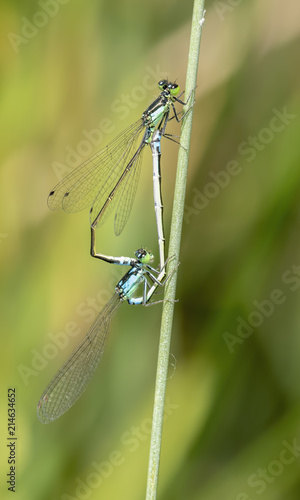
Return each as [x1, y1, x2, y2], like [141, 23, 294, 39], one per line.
[145, 0, 206, 498]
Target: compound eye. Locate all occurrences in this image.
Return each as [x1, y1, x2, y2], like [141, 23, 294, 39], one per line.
[158, 79, 168, 90]
[169, 82, 180, 96]
[135, 248, 145, 259]
[135, 248, 153, 264]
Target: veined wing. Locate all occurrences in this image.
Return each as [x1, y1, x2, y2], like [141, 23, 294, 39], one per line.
[37, 294, 120, 424]
[114, 146, 144, 236]
[89, 136, 146, 231]
[48, 119, 144, 213]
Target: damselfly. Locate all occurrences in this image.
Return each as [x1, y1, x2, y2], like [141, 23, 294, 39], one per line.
[48, 80, 190, 256]
[37, 248, 168, 424]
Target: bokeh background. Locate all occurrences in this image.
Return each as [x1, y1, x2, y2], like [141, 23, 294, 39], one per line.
[1, 0, 300, 499]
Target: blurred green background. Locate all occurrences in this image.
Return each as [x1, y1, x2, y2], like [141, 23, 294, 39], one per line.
[1, 0, 300, 499]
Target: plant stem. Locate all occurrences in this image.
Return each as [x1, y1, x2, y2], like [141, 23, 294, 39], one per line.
[145, 0, 206, 498]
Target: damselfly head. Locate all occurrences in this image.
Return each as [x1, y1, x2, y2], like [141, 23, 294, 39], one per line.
[158, 80, 180, 97]
[135, 248, 154, 264]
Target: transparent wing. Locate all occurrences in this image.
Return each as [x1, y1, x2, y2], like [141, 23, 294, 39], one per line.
[114, 147, 144, 236]
[48, 119, 144, 213]
[37, 294, 120, 424]
[90, 138, 146, 231]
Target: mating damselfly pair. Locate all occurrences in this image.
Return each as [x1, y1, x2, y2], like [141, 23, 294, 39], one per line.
[37, 79, 191, 423]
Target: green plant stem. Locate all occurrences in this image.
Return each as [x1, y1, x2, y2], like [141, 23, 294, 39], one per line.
[145, 1, 206, 498]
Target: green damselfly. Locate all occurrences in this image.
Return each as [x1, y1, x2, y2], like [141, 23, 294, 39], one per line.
[37, 248, 169, 424]
[48, 80, 190, 268]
